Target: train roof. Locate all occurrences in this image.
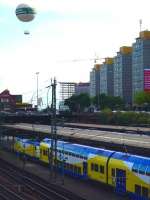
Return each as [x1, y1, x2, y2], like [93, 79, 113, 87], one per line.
[16, 138, 40, 145]
[25, 140, 40, 145]
[112, 151, 150, 165]
[42, 138, 114, 157]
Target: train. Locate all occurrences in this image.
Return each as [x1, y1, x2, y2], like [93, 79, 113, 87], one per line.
[14, 137, 150, 200]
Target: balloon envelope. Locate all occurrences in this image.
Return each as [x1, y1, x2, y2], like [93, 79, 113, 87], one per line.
[16, 4, 35, 22]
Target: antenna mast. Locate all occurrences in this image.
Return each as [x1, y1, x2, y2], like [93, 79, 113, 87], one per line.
[139, 19, 142, 33]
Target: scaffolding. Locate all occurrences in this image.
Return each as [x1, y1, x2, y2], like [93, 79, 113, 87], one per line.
[59, 82, 76, 101]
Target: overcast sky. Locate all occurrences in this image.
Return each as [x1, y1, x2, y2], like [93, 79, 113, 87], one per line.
[0, 0, 150, 105]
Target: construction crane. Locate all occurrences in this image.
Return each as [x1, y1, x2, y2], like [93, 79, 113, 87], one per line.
[57, 55, 105, 64]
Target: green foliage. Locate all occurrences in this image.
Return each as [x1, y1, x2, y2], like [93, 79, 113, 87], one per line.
[64, 93, 91, 112]
[98, 108, 113, 124]
[134, 91, 150, 105]
[93, 94, 124, 110]
[97, 111, 150, 125]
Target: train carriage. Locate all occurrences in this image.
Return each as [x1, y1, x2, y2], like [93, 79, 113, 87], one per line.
[14, 137, 150, 200]
[40, 138, 89, 178]
[14, 137, 28, 153]
[57, 143, 89, 178]
[108, 152, 150, 199]
[24, 140, 40, 159]
[87, 148, 114, 183]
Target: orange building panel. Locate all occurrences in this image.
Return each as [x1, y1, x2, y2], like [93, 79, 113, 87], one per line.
[120, 46, 132, 54]
[140, 30, 150, 39]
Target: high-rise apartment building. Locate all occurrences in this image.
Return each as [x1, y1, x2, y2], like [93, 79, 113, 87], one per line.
[100, 58, 114, 96]
[114, 46, 132, 104]
[132, 31, 150, 99]
[90, 63, 101, 97]
[75, 82, 90, 95]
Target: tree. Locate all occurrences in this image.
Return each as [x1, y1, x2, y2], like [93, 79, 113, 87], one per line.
[134, 91, 150, 105]
[92, 94, 124, 110]
[64, 93, 91, 112]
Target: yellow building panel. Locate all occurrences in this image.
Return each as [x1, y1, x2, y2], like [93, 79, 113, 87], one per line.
[140, 30, 150, 39]
[120, 46, 132, 54]
[105, 57, 113, 65]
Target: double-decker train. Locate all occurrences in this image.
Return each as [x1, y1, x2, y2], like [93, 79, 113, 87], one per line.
[14, 137, 150, 200]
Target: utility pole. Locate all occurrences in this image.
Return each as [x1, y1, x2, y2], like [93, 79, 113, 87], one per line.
[36, 72, 39, 110]
[46, 85, 51, 110]
[50, 78, 57, 181]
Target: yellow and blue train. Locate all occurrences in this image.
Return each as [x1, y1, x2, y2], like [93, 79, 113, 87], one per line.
[14, 137, 150, 200]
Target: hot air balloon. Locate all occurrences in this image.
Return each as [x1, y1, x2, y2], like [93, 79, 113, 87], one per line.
[15, 4, 36, 34]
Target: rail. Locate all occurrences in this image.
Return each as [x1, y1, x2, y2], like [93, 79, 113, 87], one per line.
[0, 158, 86, 200]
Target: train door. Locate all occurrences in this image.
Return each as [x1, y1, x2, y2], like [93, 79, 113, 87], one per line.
[83, 162, 87, 176]
[115, 168, 126, 195]
[133, 185, 149, 200]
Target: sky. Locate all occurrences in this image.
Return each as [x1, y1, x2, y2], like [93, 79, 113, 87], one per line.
[0, 0, 150, 106]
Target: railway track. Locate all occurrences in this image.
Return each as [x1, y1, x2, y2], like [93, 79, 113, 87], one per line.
[0, 158, 86, 200]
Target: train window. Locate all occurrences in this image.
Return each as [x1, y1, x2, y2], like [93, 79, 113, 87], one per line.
[77, 167, 81, 174]
[94, 164, 99, 172]
[70, 164, 73, 171]
[74, 166, 78, 173]
[139, 165, 146, 175]
[142, 187, 148, 198]
[91, 163, 94, 171]
[66, 163, 68, 169]
[146, 166, 150, 176]
[100, 165, 104, 174]
[132, 163, 140, 173]
[135, 184, 141, 195]
[112, 168, 115, 177]
[57, 160, 61, 167]
[43, 150, 45, 155]
[67, 163, 70, 169]
[66, 163, 69, 169]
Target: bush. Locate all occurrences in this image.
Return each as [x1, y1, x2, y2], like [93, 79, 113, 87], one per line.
[97, 111, 150, 126]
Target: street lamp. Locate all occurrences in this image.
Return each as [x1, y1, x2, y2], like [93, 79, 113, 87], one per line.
[36, 72, 39, 110]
